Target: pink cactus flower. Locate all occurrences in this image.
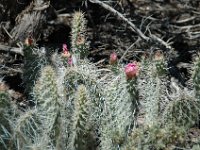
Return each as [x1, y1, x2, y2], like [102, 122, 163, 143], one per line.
[109, 52, 118, 65]
[124, 62, 139, 80]
[62, 51, 71, 58]
[68, 57, 73, 65]
[154, 50, 164, 61]
[62, 44, 68, 52]
[62, 44, 71, 58]
[25, 37, 34, 46]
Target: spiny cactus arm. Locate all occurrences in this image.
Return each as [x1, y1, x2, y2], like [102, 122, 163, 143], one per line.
[100, 72, 136, 149]
[71, 11, 89, 59]
[0, 80, 15, 150]
[192, 55, 200, 99]
[12, 109, 38, 150]
[33, 65, 65, 148]
[68, 84, 92, 150]
[23, 46, 47, 96]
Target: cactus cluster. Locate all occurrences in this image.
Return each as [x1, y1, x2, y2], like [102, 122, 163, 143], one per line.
[1, 11, 200, 150]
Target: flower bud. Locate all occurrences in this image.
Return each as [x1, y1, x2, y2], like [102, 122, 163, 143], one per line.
[24, 37, 34, 46]
[68, 57, 73, 65]
[62, 51, 71, 58]
[124, 62, 139, 80]
[62, 44, 68, 52]
[62, 44, 71, 58]
[76, 35, 85, 45]
[109, 52, 118, 65]
[154, 50, 164, 61]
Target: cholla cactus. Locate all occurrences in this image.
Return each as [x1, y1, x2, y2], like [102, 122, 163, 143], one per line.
[33, 65, 65, 149]
[12, 109, 38, 150]
[158, 54, 200, 128]
[71, 11, 89, 59]
[67, 84, 95, 150]
[0, 81, 12, 150]
[192, 54, 200, 99]
[3, 8, 200, 150]
[153, 50, 167, 76]
[138, 53, 168, 127]
[23, 45, 47, 96]
[0, 79, 23, 150]
[163, 85, 199, 128]
[100, 67, 138, 149]
[64, 60, 102, 129]
[123, 123, 186, 150]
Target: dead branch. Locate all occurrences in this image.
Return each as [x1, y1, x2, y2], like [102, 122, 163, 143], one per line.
[89, 0, 172, 50]
[0, 44, 23, 55]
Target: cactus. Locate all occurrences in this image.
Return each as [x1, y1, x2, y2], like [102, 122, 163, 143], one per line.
[192, 54, 200, 99]
[33, 65, 65, 149]
[137, 52, 169, 127]
[67, 84, 95, 150]
[143, 75, 161, 126]
[71, 11, 89, 60]
[23, 46, 47, 96]
[100, 69, 137, 150]
[0, 79, 22, 150]
[12, 109, 38, 150]
[163, 87, 199, 128]
[2, 10, 200, 150]
[160, 54, 200, 128]
[63, 59, 103, 150]
[0, 84, 12, 150]
[123, 123, 186, 150]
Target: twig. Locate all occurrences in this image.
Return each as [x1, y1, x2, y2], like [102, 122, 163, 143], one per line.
[0, 69, 22, 75]
[172, 16, 196, 24]
[2, 26, 13, 39]
[0, 65, 22, 75]
[89, 0, 172, 50]
[89, 0, 149, 41]
[0, 44, 23, 55]
[150, 35, 172, 50]
[119, 38, 140, 63]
